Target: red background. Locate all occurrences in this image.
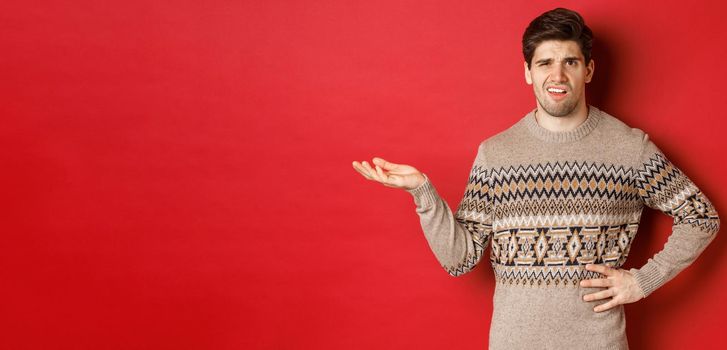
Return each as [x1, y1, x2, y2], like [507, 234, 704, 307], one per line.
[2, 1, 726, 349]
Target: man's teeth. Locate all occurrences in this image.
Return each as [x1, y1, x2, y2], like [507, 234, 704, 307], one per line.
[548, 88, 566, 93]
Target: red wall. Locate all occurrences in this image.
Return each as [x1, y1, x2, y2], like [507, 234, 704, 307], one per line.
[2, 1, 725, 349]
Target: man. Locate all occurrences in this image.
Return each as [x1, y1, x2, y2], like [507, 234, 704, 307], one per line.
[351, 7, 720, 350]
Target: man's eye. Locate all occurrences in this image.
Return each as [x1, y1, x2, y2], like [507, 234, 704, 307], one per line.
[567, 60, 576, 65]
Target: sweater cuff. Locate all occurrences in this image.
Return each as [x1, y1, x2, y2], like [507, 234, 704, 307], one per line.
[405, 173, 439, 209]
[629, 263, 665, 299]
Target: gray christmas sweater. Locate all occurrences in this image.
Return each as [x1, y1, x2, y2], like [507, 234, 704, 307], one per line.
[406, 105, 720, 350]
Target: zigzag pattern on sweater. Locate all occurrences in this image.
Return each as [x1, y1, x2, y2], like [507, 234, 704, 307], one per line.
[444, 218, 491, 277]
[445, 156, 719, 283]
[492, 264, 605, 287]
[489, 160, 638, 202]
[635, 152, 720, 234]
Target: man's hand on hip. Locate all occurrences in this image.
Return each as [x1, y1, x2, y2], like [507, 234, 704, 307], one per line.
[580, 263, 645, 312]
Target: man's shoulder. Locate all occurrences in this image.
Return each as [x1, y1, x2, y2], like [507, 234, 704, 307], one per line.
[594, 106, 649, 144]
[476, 111, 527, 147]
[478, 128, 509, 149]
[474, 123, 515, 159]
[470, 111, 530, 165]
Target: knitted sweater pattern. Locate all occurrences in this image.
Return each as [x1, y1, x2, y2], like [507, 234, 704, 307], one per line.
[406, 105, 720, 350]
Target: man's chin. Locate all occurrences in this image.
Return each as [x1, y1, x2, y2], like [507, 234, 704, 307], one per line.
[547, 108, 575, 117]
[540, 100, 577, 118]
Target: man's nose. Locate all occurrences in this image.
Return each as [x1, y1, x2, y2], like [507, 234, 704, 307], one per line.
[551, 65, 567, 82]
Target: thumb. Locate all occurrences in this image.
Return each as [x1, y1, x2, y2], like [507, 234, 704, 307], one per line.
[372, 157, 398, 170]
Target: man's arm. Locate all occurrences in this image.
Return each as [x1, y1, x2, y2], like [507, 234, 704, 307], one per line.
[628, 133, 720, 298]
[405, 142, 495, 277]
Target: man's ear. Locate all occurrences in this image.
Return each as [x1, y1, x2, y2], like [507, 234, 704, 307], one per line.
[585, 58, 595, 83]
[524, 61, 532, 85]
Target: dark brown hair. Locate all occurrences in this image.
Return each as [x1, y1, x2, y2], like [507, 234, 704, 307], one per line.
[522, 8, 593, 69]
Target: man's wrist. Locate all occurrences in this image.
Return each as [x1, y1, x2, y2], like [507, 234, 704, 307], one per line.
[405, 173, 438, 209]
[410, 173, 426, 191]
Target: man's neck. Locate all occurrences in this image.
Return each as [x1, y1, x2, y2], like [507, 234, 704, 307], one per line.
[534, 102, 589, 132]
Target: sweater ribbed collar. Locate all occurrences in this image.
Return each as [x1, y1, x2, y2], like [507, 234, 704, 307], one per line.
[524, 104, 602, 143]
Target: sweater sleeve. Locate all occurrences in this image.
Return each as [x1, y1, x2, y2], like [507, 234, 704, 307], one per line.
[628, 133, 720, 298]
[405, 143, 495, 277]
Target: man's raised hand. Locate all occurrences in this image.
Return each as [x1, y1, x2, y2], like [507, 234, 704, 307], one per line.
[352, 157, 425, 190]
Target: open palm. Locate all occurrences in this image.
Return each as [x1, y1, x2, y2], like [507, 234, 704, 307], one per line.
[352, 157, 425, 190]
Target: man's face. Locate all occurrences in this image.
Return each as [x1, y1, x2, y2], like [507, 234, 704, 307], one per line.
[524, 40, 594, 118]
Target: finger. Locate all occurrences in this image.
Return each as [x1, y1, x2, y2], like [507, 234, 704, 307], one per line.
[375, 164, 389, 183]
[583, 288, 614, 302]
[580, 278, 613, 288]
[593, 298, 620, 313]
[362, 161, 382, 182]
[356, 161, 377, 180]
[352, 161, 374, 180]
[373, 157, 398, 171]
[586, 263, 614, 276]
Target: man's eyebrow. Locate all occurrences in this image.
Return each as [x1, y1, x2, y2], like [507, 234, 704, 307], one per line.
[534, 56, 582, 64]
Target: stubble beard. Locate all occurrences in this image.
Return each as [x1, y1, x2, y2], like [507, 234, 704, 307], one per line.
[536, 87, 579, 118]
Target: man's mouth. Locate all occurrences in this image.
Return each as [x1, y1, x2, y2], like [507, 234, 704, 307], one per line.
[546, 86, 568, 100]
